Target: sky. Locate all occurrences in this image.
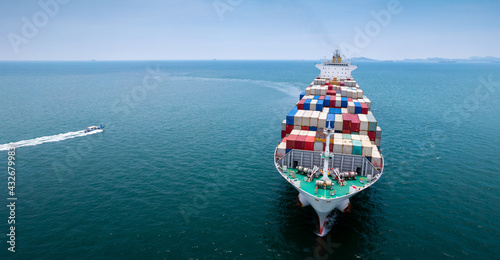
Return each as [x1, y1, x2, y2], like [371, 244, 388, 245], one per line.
[0, 0, 499, 61]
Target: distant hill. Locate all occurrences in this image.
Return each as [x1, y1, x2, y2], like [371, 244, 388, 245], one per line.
[349, 56, 500, 63]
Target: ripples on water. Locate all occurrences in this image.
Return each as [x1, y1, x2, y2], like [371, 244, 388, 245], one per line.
[0, 61, 498, 259]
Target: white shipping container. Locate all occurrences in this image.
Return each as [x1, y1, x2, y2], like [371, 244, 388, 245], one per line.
[341, 108, 348, 114]
[347, 102, 355, 114]
[364, 98, 371, 109]
[371, 150, 381, 166]
[334, 116, 343, 131]
[341, 87, 347, 97]
[376, 126, 382, 138]
[346, 89, 352, 98]
[298, 130, 308, 136]
[375, 138, 381, 147]
[318, 112, 327, 128]
[362, 141, 372, 157]
[307, 131, 316, 137]
[342, 139, 353, 154]
[358, 114, 368, 131]
[310, 99, 318, 111]
[360, 130, 368, 136]
[276, 142, 287, 157]
[320, 87, 327, 96]
[303, 111, 313, 126]
[333, 139, 343, 153]
[335, 97, 341, 107]
[294, 125, 301, 130]
[291, 129, 300, 135]
[294, 110, 304, 126]
[333, 133, 343, 139]
[314, 141, 323, 151]
[305, 87, 311, 96]
[311, 111, 320, 127]
[281, 119, 286, 131]
[357, 89, 363, 99]
[360, 135, 370, 142]
[351, 134, 361, 141]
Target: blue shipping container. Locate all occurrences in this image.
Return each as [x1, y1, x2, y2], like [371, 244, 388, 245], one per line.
[310, 126, 317, 131]
[299, 91, 305, 100]
[304, 99, 311, 110]
[354, 102, 361, 114]
[286, 108, 297, 125]
[317, 100, 324, 111]
[313, 95, 320, 100]
[341, 97, 348, 108]
[330, 108, 341, 114]
[324, 96, 331, 107]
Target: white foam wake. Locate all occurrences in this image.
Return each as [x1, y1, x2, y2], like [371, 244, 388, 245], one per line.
[0, 129, 103, 151]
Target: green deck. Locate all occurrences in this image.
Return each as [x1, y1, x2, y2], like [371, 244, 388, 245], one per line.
[285, 168, 370, 199]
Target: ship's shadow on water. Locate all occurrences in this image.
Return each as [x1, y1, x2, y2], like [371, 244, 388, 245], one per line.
[263, 182, 386, 259]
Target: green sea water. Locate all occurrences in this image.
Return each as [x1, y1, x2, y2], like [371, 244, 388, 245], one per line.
[0, 61, 499, 259]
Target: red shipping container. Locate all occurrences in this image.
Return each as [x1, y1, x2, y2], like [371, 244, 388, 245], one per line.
[286, 135, 297, 149]
[368, 131, 376, 141]
[347, 98, 353, 102]
[328, 85, 333, 90]
[301, 126, 309, 131]
[282, 136, 288, 143]
[360, 103, 368, 114]
[319, 96, 325, 100]
[351, 114, 360, 132]
[340, 81, 345, 86]
[286, 124, 294, 134]
[281, 130, 286, 139]
[305, 136, 315, 151]
[343, 113, 352, 130]
[297, 99, 305, 110]
[296, 135, 307, 150]
[342, 129, 351, 134]
[327, 90, 335, 96]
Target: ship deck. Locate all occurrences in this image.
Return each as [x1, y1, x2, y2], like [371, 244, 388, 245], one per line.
[284, 168, 370, 199]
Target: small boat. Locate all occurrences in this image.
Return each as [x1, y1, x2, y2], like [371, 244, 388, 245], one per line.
[84, 124, 105, 133]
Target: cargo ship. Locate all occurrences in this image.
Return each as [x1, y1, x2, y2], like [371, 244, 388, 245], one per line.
[274, 51, 384, 236]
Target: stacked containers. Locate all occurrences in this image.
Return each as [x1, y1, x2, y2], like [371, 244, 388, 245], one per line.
[352, 140, 362, 155]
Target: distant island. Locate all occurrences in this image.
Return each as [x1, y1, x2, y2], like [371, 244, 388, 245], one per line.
[350, 56, 500, 63]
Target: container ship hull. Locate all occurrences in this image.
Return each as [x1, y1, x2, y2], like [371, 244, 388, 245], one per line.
[274, 51, 384, 236]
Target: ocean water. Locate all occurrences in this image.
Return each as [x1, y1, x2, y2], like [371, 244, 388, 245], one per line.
[0, 60, 499, 259]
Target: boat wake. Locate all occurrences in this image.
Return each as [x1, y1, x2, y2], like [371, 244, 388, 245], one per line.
[0, 129, 103, 151]
[314, 212, 338, 237]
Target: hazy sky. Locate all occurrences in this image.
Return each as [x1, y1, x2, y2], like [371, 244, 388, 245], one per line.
[1, 0, 499, 60]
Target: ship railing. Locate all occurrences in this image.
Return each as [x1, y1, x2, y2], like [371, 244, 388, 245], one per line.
[275, 149, 381, 177]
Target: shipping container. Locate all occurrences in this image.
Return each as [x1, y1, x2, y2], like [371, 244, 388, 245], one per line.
[352, 140, 362, 155]
[311, 111, 320, 127]
[334, 114, 343, 131]
[368, 131, 376, 141]
[296, 135, 306, 150]
[341, 97, 348, 108]
[317, 100, 324, 111]
[342, 139, 353, 154]
[303, 111, 313, 126]
[304, 99, 311, 110]
[300, 91, 305, 100]
[358, 114, 368, 131]
[361, 103, 369, 114]
[286, 124, 294, 134]
[354, 102, 362, 114]
[297, 99, 306, 110]
[294, 110, 304, 126]
[286, 108, 298, 125]
[305, 136, 315, 151]
[324, 96, 331, 107]
[310, 99, 317, 111]
[366, 114, 377, 132]
[318, 112, 327, 128]
[351, 114, 360, 132]
[314, 141, 323, 151]
[362, 141, 373, 157]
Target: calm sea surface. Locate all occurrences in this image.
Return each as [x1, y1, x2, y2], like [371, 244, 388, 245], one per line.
[0, 61, 499, 259]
